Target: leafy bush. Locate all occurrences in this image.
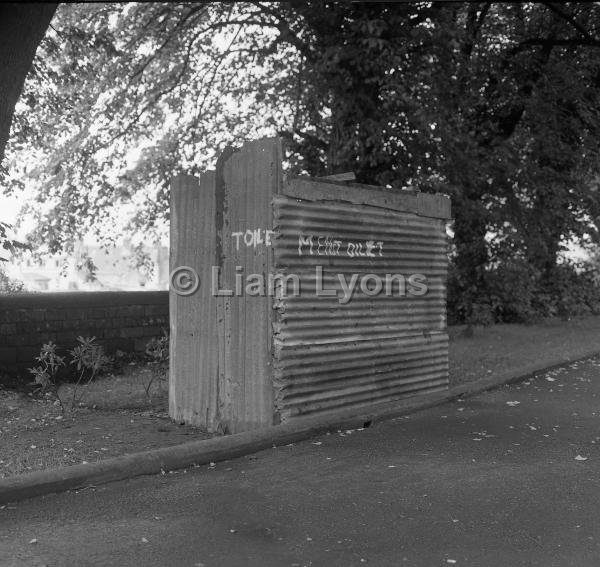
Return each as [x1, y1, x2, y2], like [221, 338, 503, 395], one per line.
[29, 336, 112, 413]
[485, 261, 540, 324]
[551, 262, 600, 317]
[28, 341, 66, 411]
[143, 330, 169, 398]
[447, 258, 600, 325]
[145, 330, 169, 363]
[68, 336, 112, 406]
[69, 336, 112, 379]
[446, 263, 495, 326]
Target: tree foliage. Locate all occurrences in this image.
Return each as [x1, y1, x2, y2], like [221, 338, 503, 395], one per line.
[5, 1, 600, 322]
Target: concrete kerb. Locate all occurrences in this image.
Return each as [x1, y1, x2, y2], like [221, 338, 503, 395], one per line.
[2, 350, 599, 505]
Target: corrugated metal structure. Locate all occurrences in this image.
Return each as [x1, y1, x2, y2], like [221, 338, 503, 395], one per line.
[272, 181, 449, 420]
[169, 138, 451, 433]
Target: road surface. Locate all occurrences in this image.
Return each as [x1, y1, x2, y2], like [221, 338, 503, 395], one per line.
[1, 357, 600, 566]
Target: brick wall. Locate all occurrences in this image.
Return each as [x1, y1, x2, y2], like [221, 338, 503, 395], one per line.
[0, 291, 169, 379]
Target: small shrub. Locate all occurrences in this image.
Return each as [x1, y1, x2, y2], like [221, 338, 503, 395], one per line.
[29, 336, 113, 413]
[28, 341, 66, 411]
[69, 336, 112, 377]
[145, 330, 169, 363]
[68, 336, 112, 407]
[143, 330, 169, 398]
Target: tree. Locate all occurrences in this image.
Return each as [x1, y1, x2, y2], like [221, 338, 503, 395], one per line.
[4, 2, 294, 253]
[5, 2, 600, 321]
[3, 2, 456, 249]
[0, 3, 56, 163]
[0, 3, 56, 257]
[438, 2, 600, 321]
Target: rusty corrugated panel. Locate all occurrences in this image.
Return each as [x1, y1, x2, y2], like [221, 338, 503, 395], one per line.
[272, 189, 449, 421]
[169, 139, 284, 434]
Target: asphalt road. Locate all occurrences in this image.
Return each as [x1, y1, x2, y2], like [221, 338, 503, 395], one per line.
[2, 356, 600, 567]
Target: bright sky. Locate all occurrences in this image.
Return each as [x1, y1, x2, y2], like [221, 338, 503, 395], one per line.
[0, 195, 19, 224]
[0, 194, 29, 241]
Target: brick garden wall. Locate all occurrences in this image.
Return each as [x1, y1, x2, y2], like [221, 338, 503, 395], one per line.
[0, 291, 169, 379]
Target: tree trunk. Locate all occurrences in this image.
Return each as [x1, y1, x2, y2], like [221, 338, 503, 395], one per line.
[451, 190, 490, 323]
[0, 3, 57, 165]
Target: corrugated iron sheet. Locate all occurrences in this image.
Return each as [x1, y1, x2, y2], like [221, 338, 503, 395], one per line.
[169, 173, 219, 429]
[169, 139, 283, 433]
[272, 193, 449, 421]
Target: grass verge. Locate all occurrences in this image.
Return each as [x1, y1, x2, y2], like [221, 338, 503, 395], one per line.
[449, 315, 600, 386]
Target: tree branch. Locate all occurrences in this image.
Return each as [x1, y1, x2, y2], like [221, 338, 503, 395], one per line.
[542, 2, 598, 41]
[292, 128, 328, 151]
[249, 0, 313, 60]
[129, 5, 210, 81]
[462, 2, 491, 60]
[510, 35, 600, 56]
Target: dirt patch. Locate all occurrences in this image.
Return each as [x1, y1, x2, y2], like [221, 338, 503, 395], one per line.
[0, 364, 212, 478]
